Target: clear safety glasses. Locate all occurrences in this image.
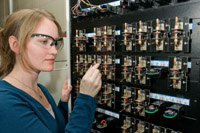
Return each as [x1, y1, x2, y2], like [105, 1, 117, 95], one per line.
[31, 33, 63, 50]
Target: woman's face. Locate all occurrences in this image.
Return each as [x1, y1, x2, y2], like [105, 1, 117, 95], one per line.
[26, 17, 59, 73]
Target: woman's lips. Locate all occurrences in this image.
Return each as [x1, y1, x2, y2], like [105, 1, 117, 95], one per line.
[46, 59, 55, 63]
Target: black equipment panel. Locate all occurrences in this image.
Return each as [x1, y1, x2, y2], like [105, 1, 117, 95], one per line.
[70, 0, 200, 132]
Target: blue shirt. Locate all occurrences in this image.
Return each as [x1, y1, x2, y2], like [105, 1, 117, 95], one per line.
[0, 80, 97, 133]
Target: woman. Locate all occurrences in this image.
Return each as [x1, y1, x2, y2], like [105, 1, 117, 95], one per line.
[0, 9, 102, 132]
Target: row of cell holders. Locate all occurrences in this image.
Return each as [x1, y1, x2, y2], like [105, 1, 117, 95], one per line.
[73, 81, 186, 120]
[121, 115, 182, 133]
[73, 54, 188, 91]
[74, 17, 192, 53]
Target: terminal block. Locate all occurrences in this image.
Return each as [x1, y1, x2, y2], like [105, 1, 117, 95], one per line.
[121, 116, 134, 133]
[120, 116, 183, 133]
[122, 23, 135, 51]
[151, 18, 170, 52]
[102, 25, 116, 52]
[87, 55, 93, 66]
[135, 21, 148, 51]
[97, 83, 116, 108]
[168, 56, 188, 91]
[132, 88, 150, 117]
[151, 125, 165, 133]
[74, 55, 84, 75]
[74, 29, 87, 51]
[120, 116, 184, 133]
[135, 120, 150, 133]
[102, 83, 116, 108]
[169, 17, 191, 52]
[121, 55, 134, 82]
[93, 25, 116, 52]
[102, 55, 115, 80]
[135, 20, 152, 52]
[93, 27, 103, 51]
[93, 55, 97, 65]
[83, 55, 93, 73]
[95, 55, 103, 71]
[96, 55, 103, 64]
[97, 90, 103, 105]
[75, 55, 93, 74]
[133, 56, 151, 86]
[120, 86, 133, 113]
[83, 55, 89, 73]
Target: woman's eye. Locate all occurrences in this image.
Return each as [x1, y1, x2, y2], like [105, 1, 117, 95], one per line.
[42, 41, 47, 44]
[40, 40, 48, 45]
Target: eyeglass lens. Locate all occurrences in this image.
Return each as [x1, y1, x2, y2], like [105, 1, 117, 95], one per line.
[31, 34, 63, 50]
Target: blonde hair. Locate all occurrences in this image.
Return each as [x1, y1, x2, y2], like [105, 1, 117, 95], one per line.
[0, 9, 63, 77]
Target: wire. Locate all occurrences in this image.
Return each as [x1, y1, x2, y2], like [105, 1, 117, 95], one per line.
[86, 0, 91, 4]
[71, 0, 79, 15]
[71, 0, 86, 16]
[71, 0, 107, 17]
[81, 0, 106, 11]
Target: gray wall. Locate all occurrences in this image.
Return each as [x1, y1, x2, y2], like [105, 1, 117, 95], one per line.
[13, 0, 66, 31]
[0, 0, 9, 29]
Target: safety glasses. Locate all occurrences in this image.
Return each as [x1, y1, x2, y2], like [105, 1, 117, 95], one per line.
[31, 33, 63, 50]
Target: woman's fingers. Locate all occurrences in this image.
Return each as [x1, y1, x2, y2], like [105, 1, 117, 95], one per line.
[61, 76, 72, 102]
[83, 64, 100, 78]
[63, 76, 68, 89]
[79, 63, 102, 97]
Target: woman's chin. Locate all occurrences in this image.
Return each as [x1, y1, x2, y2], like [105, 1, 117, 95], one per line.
[42, 67, 54, 72]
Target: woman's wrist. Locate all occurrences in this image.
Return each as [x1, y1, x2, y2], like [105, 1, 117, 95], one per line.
[61, 95, 70, 102]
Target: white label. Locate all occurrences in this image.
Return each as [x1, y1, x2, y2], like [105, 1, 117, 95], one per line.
[96, 107, 120, 118]
[150, 92, 190, 106]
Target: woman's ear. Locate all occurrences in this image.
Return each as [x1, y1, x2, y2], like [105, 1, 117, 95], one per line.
[9, 36, 19, 54]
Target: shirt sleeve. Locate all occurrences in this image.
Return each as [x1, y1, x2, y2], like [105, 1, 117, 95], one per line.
[65, 93, 97, 133]
[58, 100, 69, 123]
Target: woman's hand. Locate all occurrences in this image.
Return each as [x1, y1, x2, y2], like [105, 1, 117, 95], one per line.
[80, 63, 102, 97]
[61, 76, 72, 102]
